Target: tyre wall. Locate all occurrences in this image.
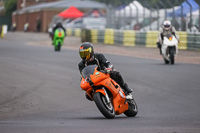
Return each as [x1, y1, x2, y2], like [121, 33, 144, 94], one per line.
[66, 28, 200, 50]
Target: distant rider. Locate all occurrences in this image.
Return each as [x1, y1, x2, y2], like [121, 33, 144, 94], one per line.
[51, 22, 66, 40]
[78, 42, 133, 100]
[157, 20, 179, 54]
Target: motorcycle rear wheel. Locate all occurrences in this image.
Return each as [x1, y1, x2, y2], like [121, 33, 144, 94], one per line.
[124, 99, 138, 117]
[54, 42, 61, 51]
[93, 92, 115, 119]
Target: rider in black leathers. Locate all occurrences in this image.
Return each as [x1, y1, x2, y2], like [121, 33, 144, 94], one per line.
[52, 22, 66, 34]
[51, 22, 66, 40]
[78, 42, 133, 100]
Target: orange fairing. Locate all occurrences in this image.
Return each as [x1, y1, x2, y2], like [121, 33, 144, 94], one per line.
[91, 69, 109, 85]
[80, 65, 128, 115]
[96, 89, 106, 96]
[80, 77, 90, 91]
[58, 32, 62, 37]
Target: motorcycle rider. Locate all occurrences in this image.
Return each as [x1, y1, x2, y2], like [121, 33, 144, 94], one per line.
[78, 42, 133, 100]
[157, 20, 179, 54]
[51, 22, 66, 40]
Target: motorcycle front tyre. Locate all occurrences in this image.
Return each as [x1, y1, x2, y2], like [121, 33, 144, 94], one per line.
[169, 49, 175, 64]
[164, 58, 170, 64]
[93, 92, 115, 119]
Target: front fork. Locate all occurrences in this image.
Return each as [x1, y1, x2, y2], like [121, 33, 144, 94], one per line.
[95, 87, 111, 103]
[162, 45, 177, 59]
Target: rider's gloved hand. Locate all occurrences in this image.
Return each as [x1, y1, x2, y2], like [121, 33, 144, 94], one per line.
[104, 64, 114, 73]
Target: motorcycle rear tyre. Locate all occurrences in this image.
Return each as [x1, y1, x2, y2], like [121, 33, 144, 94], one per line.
[124, 99, 138, 117]
[54, 42, 61, 51]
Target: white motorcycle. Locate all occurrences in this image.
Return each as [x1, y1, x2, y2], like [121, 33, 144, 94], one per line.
[161, 34, 178, 64]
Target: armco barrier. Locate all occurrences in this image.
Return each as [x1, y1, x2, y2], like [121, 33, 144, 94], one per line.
[67, 28, 200, 50]
[123, 30, 135, 47]
[0, 25, 4, 38]
[187, 33, 195, 49]
[98, 30, 105, 43]
[104, 29, 115, 45]
[66, 28, 81, 37]
[177, 31, 187, 50]
[114, 30, 123, 45]
[91, 29, 98, 44]
[146, 31, 159, 48]
[194, 34, 200, 49]
[135, 31, 146, 45]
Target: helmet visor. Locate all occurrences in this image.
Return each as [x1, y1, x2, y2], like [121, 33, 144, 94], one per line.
[164, 25, 170, 28]
[79, 47, 92, 60]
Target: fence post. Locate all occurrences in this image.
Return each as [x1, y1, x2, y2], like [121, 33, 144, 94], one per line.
[175, 0, 183, 31]
[154, 5, 160, 31]
[186, 0, 192, 32]
[129, 3, 132, 30]
[132, 1, 138, 24]
[159, 1, 167, 19]
[167, 1, 175, 19]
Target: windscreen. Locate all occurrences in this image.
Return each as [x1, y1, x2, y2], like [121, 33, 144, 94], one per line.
[165, 34, 173, 39]
[82, 65, 97, 79]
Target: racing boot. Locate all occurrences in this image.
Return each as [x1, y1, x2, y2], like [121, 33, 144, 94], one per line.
[157, 42, 162, 55]
[122, 83, 133, 95]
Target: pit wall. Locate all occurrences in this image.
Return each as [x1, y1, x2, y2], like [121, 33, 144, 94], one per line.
[66, 28, 200, 50]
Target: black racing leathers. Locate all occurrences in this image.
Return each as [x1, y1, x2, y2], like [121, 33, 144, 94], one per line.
[78, 53, 126, 88]
[52, 25, 66, 35]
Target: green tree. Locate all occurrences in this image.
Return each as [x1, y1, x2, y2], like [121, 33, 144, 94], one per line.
[194, 0, 200, 4]
[4, 0, 17, 15]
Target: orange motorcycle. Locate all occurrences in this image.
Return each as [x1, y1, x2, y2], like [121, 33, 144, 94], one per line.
[80, 65, 138, 119]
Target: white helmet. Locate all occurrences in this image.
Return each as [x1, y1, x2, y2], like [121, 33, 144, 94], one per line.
[162, 20, 172, 30]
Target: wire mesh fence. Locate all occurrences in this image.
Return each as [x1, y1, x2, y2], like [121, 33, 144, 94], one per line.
[106, 0, 200, 32]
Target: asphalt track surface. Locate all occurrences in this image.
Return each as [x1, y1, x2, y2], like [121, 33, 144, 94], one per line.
[0, 32, 200, 133]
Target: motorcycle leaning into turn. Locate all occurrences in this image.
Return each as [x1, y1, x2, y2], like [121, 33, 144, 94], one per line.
[80, 65, 138, 119]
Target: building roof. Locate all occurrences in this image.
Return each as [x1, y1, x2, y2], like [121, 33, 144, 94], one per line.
[16, 0, 106, 13]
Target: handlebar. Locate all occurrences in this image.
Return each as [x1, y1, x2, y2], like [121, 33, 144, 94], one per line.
[100, 69, 111, 74]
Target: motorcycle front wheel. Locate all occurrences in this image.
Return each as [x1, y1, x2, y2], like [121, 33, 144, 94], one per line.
[124, 98, 138, 117]
[93, 92, 115, 119]
[169, 49, 175, 64]
[164, 58, 169, 64]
